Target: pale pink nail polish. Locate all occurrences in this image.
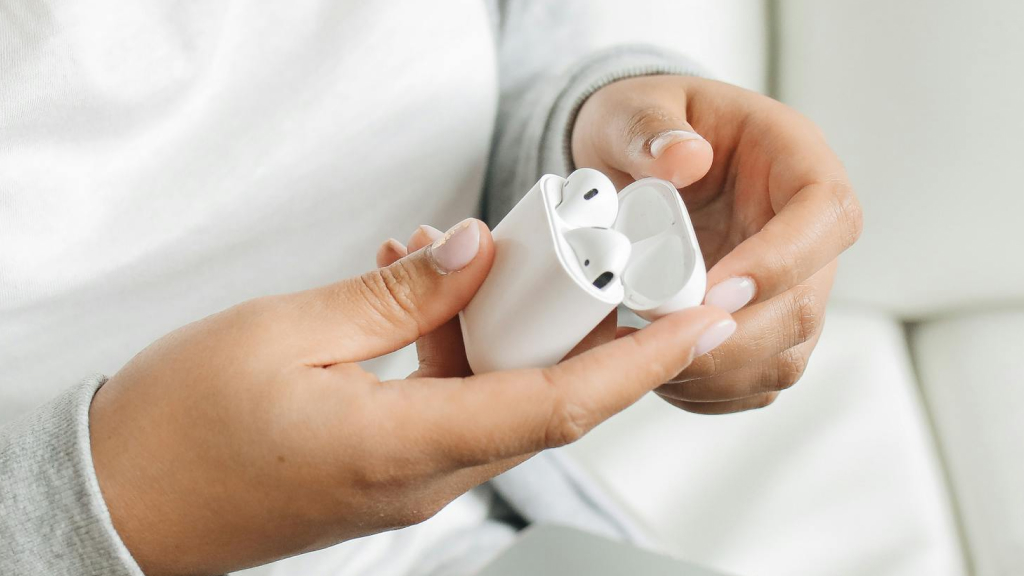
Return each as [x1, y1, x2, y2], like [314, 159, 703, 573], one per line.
[428, 219, 480, 274]
[418, 225, 444, 241]
[694, 318, 737, 357]
[705, 277, 757, 313]
[649, 130, 706, 158]
[408, 224, 443, 249]
[383, 238, 406, 254]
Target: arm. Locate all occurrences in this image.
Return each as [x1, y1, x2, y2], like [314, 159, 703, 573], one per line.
[0, 376, 143, 575]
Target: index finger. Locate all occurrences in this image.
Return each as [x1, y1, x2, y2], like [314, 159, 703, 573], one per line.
[705, 114, 863, 311]
[387, 305, 733, 470]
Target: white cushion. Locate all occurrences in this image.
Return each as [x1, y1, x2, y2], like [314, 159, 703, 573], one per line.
[912, 309, 1024, 576]
[775, 2, 1024, 316]
[562, 307, 965, 576]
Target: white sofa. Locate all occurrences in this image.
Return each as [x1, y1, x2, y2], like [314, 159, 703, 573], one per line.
[560, 2, 1024, 575]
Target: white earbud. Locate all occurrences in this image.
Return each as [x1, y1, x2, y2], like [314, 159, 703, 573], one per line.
[563, 227, 632, 290]
[555, 168, 618, 228]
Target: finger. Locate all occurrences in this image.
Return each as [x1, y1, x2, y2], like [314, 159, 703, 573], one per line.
[677, 261, 834, 380]
[704, 128, 862, 313]
[562, 311, 618, 360]
[406, 225, 473, 378]
[658, 333, 819, 402]
[376, 238, 408, 268]
[376, 228, 472, 378]
[659, 392, 780, 415]
[407, 225, 443, 250]
[389, 305, 735, 469]
[615, 326, 638, 339]
[573, 76, 713, 189]
[288, 219, 494, 365]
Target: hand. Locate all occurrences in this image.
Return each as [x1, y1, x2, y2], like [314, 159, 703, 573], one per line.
[90, 218, 733, 575]
[572, 75, 863, 414]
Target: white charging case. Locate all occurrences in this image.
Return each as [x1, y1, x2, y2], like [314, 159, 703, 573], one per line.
[459, 174, 706, 373]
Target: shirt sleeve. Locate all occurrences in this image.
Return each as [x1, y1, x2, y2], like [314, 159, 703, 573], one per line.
[483, 2, 707, 224]
[0, 374, 145, 576]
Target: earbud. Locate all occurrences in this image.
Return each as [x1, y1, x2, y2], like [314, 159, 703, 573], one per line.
[563, 227, 632, 290]
[556, 168, 618, 228]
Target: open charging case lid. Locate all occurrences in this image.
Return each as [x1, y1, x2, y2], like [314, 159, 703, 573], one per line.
[459, 173, 709, 373]
[554, 177, 707, 321]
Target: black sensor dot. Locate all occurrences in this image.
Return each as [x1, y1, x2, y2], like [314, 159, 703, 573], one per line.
[584, 259, 590, 266]
[593, 271, 614, 289]
[583, 188, 598, 200]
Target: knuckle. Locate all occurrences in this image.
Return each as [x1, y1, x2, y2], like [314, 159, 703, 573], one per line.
[348, 456, 401, 490]
[829, 180, 864, 249]
[791, 286, 821, 346]
[752, 233, 801, 295]
[623, 106, 676, 151]
[348, 455, 420, 494]
[775, 349, 809, 391]
[359, 265, 421, 333]
[400, 500, 447, 527]
[345, 428, 420, 491]
[541, 371, 589, 448]
[379, 263, 420, 320]
[689, 337, 726, 377]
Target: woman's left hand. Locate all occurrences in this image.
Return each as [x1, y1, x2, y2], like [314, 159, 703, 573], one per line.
[572, 74, 863, 414]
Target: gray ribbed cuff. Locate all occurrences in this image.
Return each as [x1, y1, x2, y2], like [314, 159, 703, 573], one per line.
[485, 44, 704, 224]
[0, 374, 144, 576]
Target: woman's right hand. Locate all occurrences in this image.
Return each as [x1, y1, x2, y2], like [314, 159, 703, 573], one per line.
[90, 218, 734, 576]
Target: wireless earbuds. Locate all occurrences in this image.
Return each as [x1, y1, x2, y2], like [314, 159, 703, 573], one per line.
[555, 168, 619, 228]
[555, 168, 632, 291]
[563, 226, 631, 290]
[460, 169, 707, 373]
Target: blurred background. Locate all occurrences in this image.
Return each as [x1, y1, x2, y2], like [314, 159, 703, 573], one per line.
[522, 2, 1024, 575]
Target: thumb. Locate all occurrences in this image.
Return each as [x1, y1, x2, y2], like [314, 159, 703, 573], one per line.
[404, 225, 474, 377]
[644, 121, 714, 189]
[290, 219, 494, 365]
[577, 89, 712, 189]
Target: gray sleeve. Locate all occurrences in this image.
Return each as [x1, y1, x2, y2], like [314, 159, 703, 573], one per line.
[483, 7, 706, 223]
[0, 375, 144, 576]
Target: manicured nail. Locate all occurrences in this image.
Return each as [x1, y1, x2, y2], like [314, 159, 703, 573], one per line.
[427, 219, 480, 274]
[383, 238, 406, 254]
[408, 224, 444, 251]
[649, 130, 705, 158]
[416, 225, 444, 242]
[705, 277, 757, 313]
[694, 318, 737, 357]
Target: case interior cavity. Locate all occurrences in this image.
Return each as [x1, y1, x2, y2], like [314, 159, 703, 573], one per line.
[613, 180, 700, 312]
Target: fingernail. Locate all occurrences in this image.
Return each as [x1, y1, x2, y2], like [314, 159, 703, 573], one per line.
[427, 219, 480, 274]
[694, 318, 737, 357]
[408, 224, 444, 251]
[416, 225, 444, 242]
[705, 277, 757, 313]
[649, 130, 705, 159]
[383, 238, 406, 253]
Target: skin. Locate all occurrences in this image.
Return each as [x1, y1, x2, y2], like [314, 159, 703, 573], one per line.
[572, 75, 863, 414]
[89, 75, 861, 574]
[90, 220, 731, 575]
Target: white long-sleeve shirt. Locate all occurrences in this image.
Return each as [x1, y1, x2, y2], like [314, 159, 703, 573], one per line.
[0, 2, 693, 574]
